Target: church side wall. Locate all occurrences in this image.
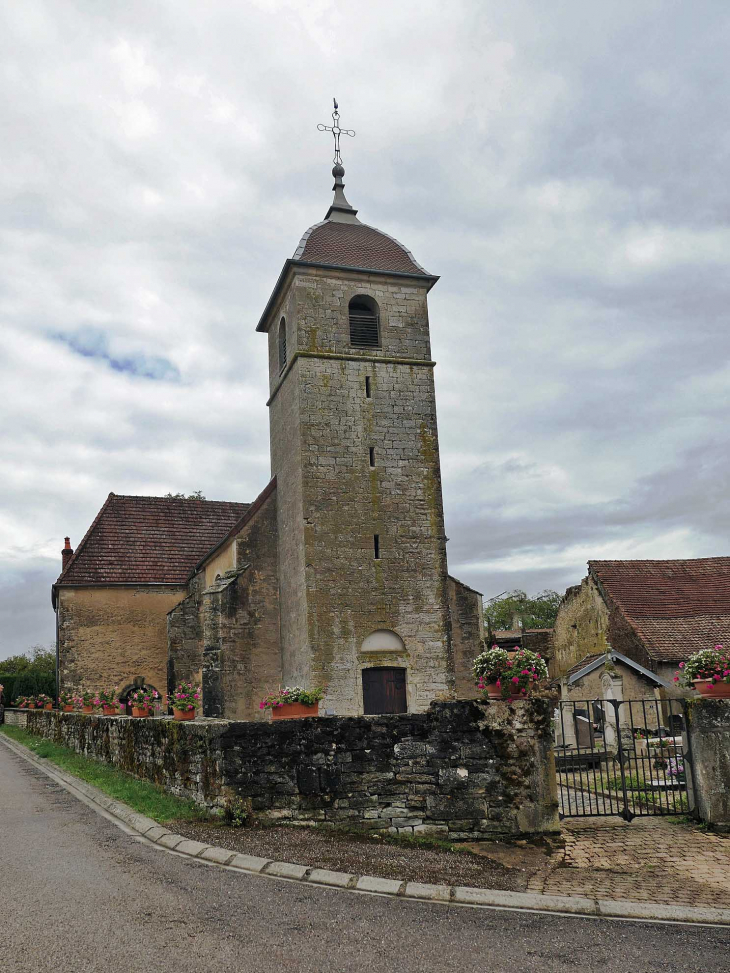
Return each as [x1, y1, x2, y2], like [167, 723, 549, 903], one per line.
[449, 577, 484, 698]
[57, 586, 186, 698]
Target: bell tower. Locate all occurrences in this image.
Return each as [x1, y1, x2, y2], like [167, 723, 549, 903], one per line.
[256, 103, 454, 714]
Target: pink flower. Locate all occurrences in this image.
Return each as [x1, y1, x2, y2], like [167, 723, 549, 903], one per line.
[673, 676, 679, 682]
[496, 680, 501, 688]
[512, 676, 520, 684]
[679, 662, 685, 668]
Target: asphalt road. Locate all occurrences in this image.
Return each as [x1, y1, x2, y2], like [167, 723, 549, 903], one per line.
[1, 741, 728, 973]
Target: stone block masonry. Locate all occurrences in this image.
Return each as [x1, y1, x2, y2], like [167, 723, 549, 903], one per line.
[23, 699, 560, 839]
[686, 698, 730, 830]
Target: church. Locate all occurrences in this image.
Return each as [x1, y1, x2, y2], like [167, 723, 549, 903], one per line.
[52, 107, 485, 720]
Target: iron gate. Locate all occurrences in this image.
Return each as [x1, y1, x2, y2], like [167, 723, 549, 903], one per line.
[554, 698, 694, 820]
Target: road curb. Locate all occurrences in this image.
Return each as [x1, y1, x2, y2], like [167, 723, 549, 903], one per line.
[3, 731, 729, 927]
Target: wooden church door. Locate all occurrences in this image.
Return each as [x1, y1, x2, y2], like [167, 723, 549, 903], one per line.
[362, 667, 407, 715]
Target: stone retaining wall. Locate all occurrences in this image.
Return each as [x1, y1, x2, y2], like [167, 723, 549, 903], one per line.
[20, 699, 559, 839]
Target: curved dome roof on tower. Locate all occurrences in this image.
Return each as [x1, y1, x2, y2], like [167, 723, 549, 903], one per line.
[293, 217, 430, 277]
[256, 158, 437, 332]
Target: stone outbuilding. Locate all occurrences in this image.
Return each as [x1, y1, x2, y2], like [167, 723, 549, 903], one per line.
[53, 139, 485, 719]
[552, 558, 730, 689]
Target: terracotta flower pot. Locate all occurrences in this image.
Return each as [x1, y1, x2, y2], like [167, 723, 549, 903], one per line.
[483, 683, 503, 699]
[61, 704, 74, 713]
[44, 703, 53, 711]
[132, 706, 150, 718]
[102, 705, 118, 716]
[28, 703, 36, 710]
[271, 702, 319, 720]
[173, 708, 196, 721]
[82, 705, 94, 714]
[693, 678, 730, 699]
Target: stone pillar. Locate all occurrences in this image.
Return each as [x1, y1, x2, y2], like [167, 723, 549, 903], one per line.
[685, 699, 730, 830]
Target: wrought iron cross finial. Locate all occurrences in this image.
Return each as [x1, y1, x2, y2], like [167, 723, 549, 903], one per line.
[317, 97, 355, 165]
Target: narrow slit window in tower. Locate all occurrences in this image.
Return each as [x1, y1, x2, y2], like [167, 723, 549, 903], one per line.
[365, 376, 372, 398]
[369, 447, 375, 468]
[374, 534, 380, 559]
[278, 317, 287, 375]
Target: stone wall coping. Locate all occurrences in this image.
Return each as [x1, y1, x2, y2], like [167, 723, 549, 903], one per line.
[3, 731, 729, 927]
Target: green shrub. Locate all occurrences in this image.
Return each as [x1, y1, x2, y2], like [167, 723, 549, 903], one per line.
[12, 671, 56, 703]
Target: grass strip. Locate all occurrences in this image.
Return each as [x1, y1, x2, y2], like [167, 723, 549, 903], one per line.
[0, 724, 211, 825]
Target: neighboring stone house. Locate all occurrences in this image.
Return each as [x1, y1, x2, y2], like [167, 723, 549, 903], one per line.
[552, 558, 730, 690]
[490, 628, 554, 658]
[53, 147, 485, 719]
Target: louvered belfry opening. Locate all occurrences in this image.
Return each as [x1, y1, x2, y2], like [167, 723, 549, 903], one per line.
[349, 295, 380, 348]
[278, 317, 287, 373]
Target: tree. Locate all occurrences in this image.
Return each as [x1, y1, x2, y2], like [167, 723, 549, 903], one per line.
[164, 491, 206, 500]
[0, 645, 55, 676]
[484, 590, 562, 632]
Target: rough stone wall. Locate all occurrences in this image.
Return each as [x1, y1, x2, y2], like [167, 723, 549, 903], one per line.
[266, 267, 453, 714]
[202, 489, 282, 720]
[24, 699, 560, 839]
[551, 576, 610, 679]
[57, 586, 186, 698]
[449, 576, 485, 698]
[685, 699, 730, 829]
[167, 576, 205, 698]
[169, 489, 281, 721]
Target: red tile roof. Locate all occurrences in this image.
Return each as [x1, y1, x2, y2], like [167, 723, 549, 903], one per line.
[56, 494, 250, 586]
[296, 221, 429, 276]
[589, 558, 730, 662]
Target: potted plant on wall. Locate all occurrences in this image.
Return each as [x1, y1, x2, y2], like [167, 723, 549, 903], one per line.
[473, 646, 548, 700]
[75, 690, 98, 714]
[129, 687, 159, 718]
[36, 694, 53, 711]
[99, 689, 119, 716]
[674, 645, 730, 698]
[14, 696, 29, 709]
[260, 687, 325, 720]
[58, 691, 75, 712]
[170, 682, 201, 721]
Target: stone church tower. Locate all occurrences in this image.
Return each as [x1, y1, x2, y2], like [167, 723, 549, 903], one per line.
[53, 108, 485, 719]
[256, 128, 454, 715]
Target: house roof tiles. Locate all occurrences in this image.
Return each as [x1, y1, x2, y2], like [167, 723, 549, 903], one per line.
[589, 558, 730, 662]
[56, 494, 250, 586]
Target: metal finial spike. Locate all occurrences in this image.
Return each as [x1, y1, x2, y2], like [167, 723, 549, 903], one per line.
[317, 99, 355, 166]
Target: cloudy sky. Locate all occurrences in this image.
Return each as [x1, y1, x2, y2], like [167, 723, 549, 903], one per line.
[2, 1, 729, 659]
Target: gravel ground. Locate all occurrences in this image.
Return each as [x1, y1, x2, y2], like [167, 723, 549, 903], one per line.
[170, 820, 556, 890]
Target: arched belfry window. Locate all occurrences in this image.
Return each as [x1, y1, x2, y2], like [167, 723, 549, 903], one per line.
[349, 295, 380, 348]
[278, 317, 287, 374]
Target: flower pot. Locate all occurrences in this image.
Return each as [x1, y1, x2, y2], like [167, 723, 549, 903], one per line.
[132, 706, 150, 718]
[483, 683, 503, 699]
[173, 708, 196, 721]
[693, 679, 730, 698]
[44, 703, 53, 711]
[28, 704, 36, 710]
[82, 705, 94, 714]
[102, 705, 118, 716]
[271, 702, 319, 720]
[61, 705, 73, 713]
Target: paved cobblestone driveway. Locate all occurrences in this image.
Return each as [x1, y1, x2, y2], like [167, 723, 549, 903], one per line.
[529, 816, 730, 908]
